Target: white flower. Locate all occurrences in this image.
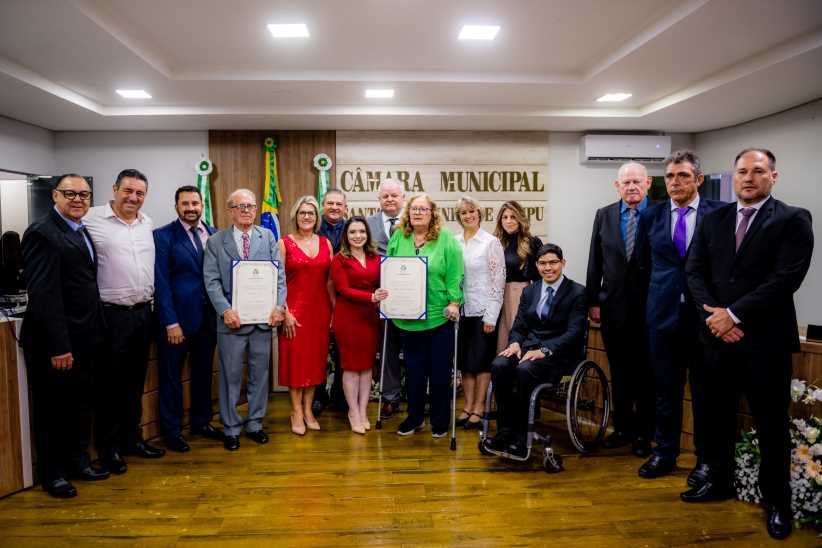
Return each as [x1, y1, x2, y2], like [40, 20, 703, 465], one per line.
[813, 388, 822, 402]
[810, 444, 822, 457]
[793, 418, 808, 431]
[806, 427, 821, 444]
[791, 379, 807, 401]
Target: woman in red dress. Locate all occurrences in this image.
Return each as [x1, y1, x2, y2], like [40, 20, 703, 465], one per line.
[278, 195, 334, 436]
[331, 216, 387, 434]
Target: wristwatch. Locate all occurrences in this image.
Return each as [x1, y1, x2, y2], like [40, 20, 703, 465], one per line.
[539, 346, 552, 357]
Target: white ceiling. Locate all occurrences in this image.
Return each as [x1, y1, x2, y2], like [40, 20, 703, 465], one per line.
[0, 0, 821, 132]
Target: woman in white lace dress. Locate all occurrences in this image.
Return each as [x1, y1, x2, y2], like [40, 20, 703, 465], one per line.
[454, 196, 506, 429]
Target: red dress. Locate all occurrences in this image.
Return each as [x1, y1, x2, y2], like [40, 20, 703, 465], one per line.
[331, 253, 381, 372]
[278, 236, 332, 388]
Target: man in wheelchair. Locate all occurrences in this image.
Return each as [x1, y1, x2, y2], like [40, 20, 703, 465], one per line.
[485, 243, 587, 458]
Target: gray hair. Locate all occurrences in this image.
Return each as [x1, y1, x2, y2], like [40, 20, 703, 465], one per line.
[322, 188, 347, 205]
[616, 161, 648, 181]
[664, 149, 702, 176]
[227, 188, 256, 208]
[378, 178, 404, 197]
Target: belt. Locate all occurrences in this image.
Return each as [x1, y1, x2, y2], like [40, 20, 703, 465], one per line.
[103, 301, 151, 311]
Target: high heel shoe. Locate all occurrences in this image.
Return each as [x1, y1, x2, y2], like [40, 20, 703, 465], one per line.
[304, 416, 321, 431]
[363, 419, 371, 431]
[348, 413, 366, 435]
[290, 414, 306, 436]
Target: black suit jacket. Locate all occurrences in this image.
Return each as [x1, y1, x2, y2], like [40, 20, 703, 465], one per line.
[20, 208, 106, 358]
[686, 197, 813, 353]
[508, 276, 587, 367]
[585, 200, 647, 327]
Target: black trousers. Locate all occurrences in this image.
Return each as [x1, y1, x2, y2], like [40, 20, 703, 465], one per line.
[400, 322, 455, 431]
[600, 306, 654, 439]
[157, 312, 216, 438]
[647, 306, 706, 460]
[95, 303, 152, 454]
[704, 339, 792, 509]
[24, 345, 97, 482]
[491, 352, 561, 436]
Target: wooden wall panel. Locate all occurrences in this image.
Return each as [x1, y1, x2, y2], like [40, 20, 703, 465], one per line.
[0, 325, 23, 497]
[208, 131, 336, 230]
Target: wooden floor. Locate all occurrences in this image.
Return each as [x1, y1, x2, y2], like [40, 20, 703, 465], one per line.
[0, 395, 816, 547]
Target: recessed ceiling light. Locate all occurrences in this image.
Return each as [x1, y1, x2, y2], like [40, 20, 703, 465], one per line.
[596, 93, 632, 102]
[458, 25, 500, 40]
[268, 23, 310, 38]
[365, 89, 394, 99]
[116, 89, 151, 99]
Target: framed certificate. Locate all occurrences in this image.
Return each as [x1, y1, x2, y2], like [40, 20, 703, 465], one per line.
[231, 260, 279, 325]
[379, 256, 428, 320]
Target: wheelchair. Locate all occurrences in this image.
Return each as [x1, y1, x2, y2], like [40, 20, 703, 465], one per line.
[477, 342, 610, 473]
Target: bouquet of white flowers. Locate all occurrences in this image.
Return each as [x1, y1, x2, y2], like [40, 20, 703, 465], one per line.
[735, 378, 822, 537]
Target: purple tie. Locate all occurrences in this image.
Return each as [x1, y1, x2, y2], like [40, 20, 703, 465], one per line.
[735, 207, 756, 251]
[673, 207, 689, 258]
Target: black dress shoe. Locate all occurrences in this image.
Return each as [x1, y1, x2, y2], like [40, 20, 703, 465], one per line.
[45, 477, 77, 498]
[246, 430, 269, 444]
[191, 424, 224, 441]
[165, 436, 190, 453]
[224, 435, 240, 451]
[312, 400, 325, 417]
[103, 451, 127, 475]
[631, 437, 652, 458]
[687, 462, 712, 488]
[69, 464, 110, 481]
[126, 441, 166, 459]
[680, 480, 735, 502]
[766, 505, 792, 540]
[507, 439, 529, 458]
[603, 431, 632, 449]
[638, 455, 676, 478]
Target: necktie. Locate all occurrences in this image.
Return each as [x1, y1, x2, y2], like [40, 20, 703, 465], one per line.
[191, 225, 204, 256]
[77, 226, 94, 261]
[735, 207, 756, 251]
[242, 232, 250, 260]
[624, 207, 637, 260]
[388, 217, 398, 235]
[538, 286, 554, 320]
[673, 207, 689, 258]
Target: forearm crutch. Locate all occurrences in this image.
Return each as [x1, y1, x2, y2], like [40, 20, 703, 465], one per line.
[450, 317, 460, 451]
[375, 320, 389, 430]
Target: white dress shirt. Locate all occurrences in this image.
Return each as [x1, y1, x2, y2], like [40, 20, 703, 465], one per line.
[539, 275, 564, 310]
[233, 225, 254, 258]
[669, 193, 701, 249]
[381, 211, 400, 239]
[457, 228, 506, 325]
[83, 202, 154, 306]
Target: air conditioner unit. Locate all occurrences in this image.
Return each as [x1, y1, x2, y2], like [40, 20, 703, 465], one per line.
[580, 134, 671, 164]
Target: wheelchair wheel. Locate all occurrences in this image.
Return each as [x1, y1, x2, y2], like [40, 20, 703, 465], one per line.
[565, 360, 610, 453]
[543, 448, 563, 473]
[478, 438, 493, 456]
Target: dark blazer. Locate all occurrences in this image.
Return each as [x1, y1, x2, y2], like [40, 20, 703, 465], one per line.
[508, 276, 587, 367]
[20, 208, 105, 358]
[585, 200, 647, 327]
[154, 219, 216, 334]
[637, 198, 724, 332]
[686, 197, 813, 353]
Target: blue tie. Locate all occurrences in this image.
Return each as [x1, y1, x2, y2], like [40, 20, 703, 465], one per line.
[539, 286, 554, 320]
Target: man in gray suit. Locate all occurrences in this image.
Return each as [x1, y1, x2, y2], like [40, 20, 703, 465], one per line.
[367, 179, 405, 417]
[203, 188, 287, 451]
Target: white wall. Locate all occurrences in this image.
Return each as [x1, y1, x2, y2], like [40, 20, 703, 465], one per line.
[0, 116, 54, 175]
[53, 131, 209, 224]
[547, 132, 693, 283]
[695, 99, 821, 326]
[0, 179, 30, 235]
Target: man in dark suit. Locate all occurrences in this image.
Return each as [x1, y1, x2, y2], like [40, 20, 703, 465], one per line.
[20, 174, 110, 498]
[586, 162, 654, 457]
[487, 243, 587, 457]
[683, 148, 813, 540]
[154, 185, 222, 452]
[636, 150, 723, 484]
[367, 179, 405, 418]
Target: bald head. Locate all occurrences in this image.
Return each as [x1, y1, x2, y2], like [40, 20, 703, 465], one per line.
[614, 162, 651, 206]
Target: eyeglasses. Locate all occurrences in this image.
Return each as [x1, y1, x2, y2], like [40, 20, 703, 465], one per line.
[536, 259, 562, 267]
[297, 211, 317, 217]
[410, 207, 431, 214]
[55, 189, 92, 201]
[231, 204, 257, 212]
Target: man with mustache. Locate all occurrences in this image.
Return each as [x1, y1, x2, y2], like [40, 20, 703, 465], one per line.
[154, 185, 222, 452]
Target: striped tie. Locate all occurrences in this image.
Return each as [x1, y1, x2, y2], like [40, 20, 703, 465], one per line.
[625, 207, 637, 260]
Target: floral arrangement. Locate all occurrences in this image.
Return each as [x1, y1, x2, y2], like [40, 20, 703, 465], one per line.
[735, 378, 822, 536]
